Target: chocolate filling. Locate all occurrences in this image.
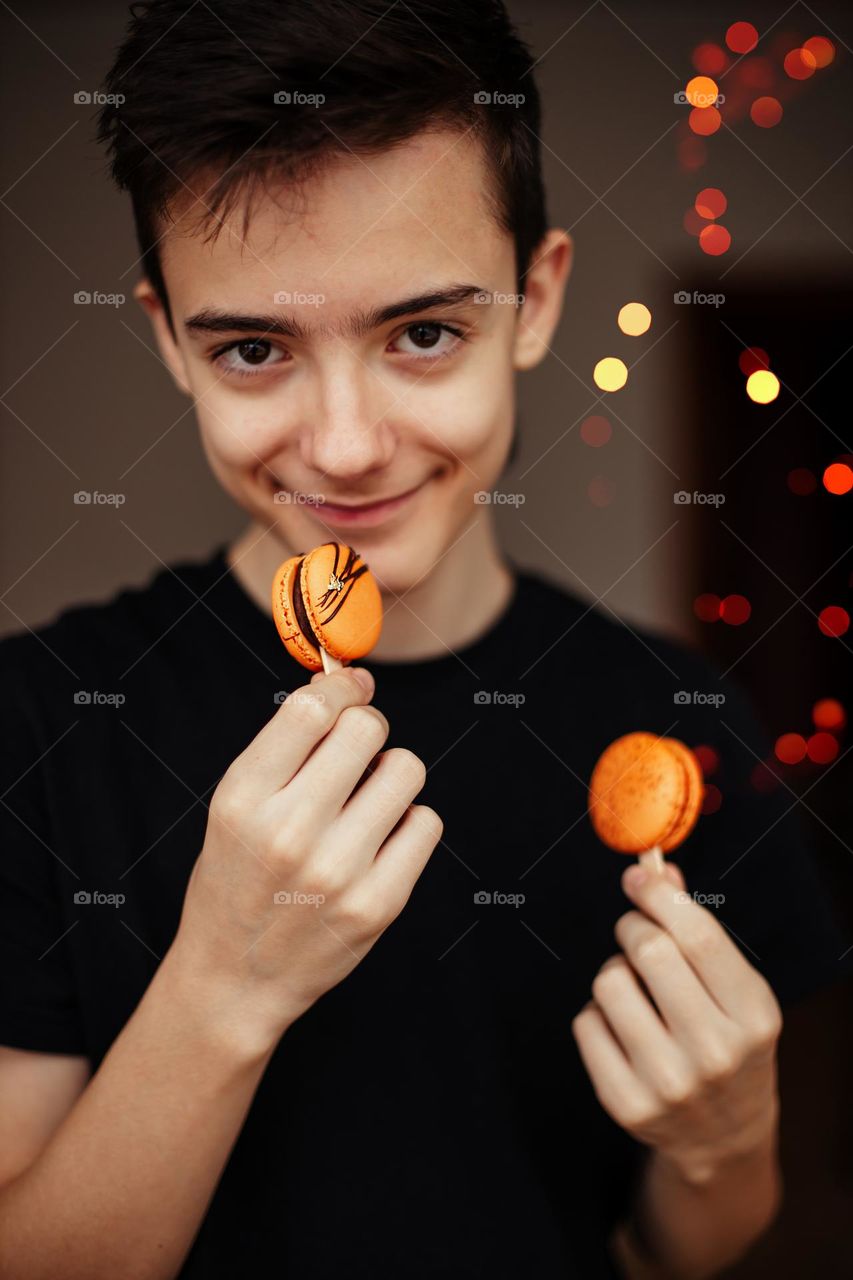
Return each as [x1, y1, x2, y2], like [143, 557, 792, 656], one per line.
[291, 557, 322, 651]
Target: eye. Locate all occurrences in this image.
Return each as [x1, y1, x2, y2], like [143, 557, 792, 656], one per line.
[211, 338, 287, 377]
[390, 322, 466, 360]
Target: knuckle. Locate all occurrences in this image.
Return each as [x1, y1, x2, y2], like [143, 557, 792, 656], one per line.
[211, 777, 248, 828]
[337, 892, 381, 938]
[655, 1067, 696, 1108]
[697, 1038, 739, 1083]
[268, 810, 313, 862]
[337, 704, 389, 751]
[749, 997, 783, 1049]
[285, 689, 334, 734]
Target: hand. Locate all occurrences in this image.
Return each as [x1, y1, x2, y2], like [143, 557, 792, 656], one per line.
[171, 666, 443, 1051]
[572, 862, 783, 1186]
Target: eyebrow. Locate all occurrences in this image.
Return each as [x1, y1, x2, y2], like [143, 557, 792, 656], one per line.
[183, 283, 487, 342]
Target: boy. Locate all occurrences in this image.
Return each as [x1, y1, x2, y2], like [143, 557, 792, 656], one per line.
[0, 2, 846, 1277]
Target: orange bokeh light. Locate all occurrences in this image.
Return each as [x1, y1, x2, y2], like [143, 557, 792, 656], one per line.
[685, 76, 720, 107]
[818, 606, 850, 638]
[738, 346, 770, 376]
[699, 223, 731, 255]
[694, 593, 721, 622]
[803, 36, 835, 67]
[812, 698, 846, 732]
[726, 22, 759, 54]
[823, 462, 853, 494]
[751, 96, 783, 127]
[775, 733, 807, 765]
[787, 467, 817, 495]
[580, 415, 611, 447]
[784, 47, 817, 79]
[695, 186, 727, 218]
[689, 105, 722, 136]
[806, 732, 839, 764]
[721, 594, 751, 625]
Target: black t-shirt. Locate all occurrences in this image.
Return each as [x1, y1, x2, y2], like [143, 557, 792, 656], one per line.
[1, 544, 848, 1278]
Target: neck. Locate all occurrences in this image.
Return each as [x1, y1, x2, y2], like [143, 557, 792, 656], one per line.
[225, 517, 516, 662]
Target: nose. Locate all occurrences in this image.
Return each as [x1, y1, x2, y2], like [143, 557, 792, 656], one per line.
[301, 357, 396, 480]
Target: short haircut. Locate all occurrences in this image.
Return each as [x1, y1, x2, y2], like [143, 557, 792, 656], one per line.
[96, 0, 549, 327]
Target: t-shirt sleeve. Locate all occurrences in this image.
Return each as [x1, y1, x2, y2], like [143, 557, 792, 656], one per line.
[673, 651, 852, 1008]
[0, 641, 87, 1054]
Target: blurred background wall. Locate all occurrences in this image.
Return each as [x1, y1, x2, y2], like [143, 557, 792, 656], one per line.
[1, 2, 851, 1275]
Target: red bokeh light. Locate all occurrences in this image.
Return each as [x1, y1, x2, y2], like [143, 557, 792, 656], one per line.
[784, 47, 817, 79]
[699, 223, 731, 255]
[580, 415, 612, 448]
[803, 36, 835, 67]
[775, 733, 807, 764]
[738, 347, 770, 376]
[689, 106, 722, 136]
[693, 745, 720, 777]
[807, 732, 839, 764]
[751, 96, 783, 127]
[818, 606, 850, 638]
[694, 593, 721, 622]
[812, 699, 846, 732]
[823, 462, 853, 495]
[726, 22, 759, 54]
[787, 467, 817, 495]
[693, 43, 729, 75]
[695, 186, 727, 219]
[721, 594, 751, 625]
[702, 784, 723, 814]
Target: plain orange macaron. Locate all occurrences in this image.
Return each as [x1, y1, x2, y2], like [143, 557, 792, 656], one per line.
[271, 541, 382, 672]
[588, 731, 704, 855]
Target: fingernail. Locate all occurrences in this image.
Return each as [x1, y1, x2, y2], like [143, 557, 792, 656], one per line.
[622, 865, 647, 893]
[350, 666, 374, 694]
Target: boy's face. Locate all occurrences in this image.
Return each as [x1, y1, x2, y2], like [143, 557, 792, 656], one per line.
[139, 128, 570, 594]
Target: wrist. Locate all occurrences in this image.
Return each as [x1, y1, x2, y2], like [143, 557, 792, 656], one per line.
[657, 1103, 780, 1191]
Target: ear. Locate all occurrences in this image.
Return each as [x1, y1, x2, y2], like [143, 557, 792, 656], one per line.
[512, 229, 573, 371]
[133, 278, 192, 397]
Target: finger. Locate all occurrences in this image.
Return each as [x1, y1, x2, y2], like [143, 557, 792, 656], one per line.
[226, 667, 376, 800]
[571, 1000, 656, 1129]
[621, 864, 765, 1020]
[278, 701, 391, 822]
[331, 748, 427, 865]
[361, 803, 443, 909]
[590, 955, 689, 1092]
[614, 911, 733, 1049]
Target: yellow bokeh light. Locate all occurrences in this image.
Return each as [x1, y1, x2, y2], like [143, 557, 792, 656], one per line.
[746, 370, 780, 403]
[593, 357, 628, 392]
[617, 302, 652, 336]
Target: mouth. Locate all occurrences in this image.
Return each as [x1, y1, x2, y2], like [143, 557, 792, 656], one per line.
[268, 474, 433, 528]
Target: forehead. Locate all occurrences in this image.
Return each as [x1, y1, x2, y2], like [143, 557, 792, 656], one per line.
[159, 127, 514, 309]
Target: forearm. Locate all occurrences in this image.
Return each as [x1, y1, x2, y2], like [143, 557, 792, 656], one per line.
[0, 941, 281, 1280]
[613, 1130, 782, 1280]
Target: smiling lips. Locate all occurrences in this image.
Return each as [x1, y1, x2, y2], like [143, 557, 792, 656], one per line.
[272, 476, 427, 527]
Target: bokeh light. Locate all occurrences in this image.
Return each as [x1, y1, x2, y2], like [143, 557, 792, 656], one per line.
[694, 593, 721, 622]
[699, 223, 731, 255]
[695, 186, 727, 218]
[726, 22, 759, 54]
[775, 733, 807, 764]
[787, 467, 817, 495]
[823, 462, 853, 494]
[683, 206, 710, 236]
[617, 302, 652, 336]
[806, 732, 839, 764]
[784, 47, 817, 79]
[689, 106, 722, 136]
[580, 415, 611, 447]
[818, 606, 850, 638]
[738, 347, 770, 376]
[693, 744, 720, 776]
[746, 369, 780, 403]
[803, 36, 835, 67]
[813, 698, 846, 732]
[593, 357, 628, 392]
[721, 594, 751, 625]
[702, 784, 723, 814]
[751, 96, 783, 127]
[693, 43, 728, 75]
[587, 476, 613, 508]
[685, 75, 720, 107]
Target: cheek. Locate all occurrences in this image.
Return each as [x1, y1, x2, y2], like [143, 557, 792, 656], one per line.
[411, 345, 515, 461]
[194, 395, 283, 471]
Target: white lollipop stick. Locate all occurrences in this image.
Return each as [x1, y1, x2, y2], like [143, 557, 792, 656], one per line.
[639, 845, 664, 874]
[320, 647, 343, 674]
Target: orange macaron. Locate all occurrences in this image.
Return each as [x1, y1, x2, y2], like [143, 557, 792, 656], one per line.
[588, 731, 704, 855]
[271, 541, 383, 672]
